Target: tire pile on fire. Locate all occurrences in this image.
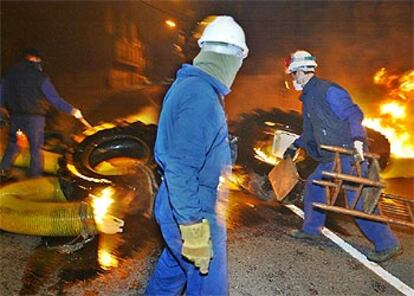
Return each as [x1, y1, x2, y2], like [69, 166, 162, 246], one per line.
[57, 108, 390, 208]
[230, 108, 391, 201]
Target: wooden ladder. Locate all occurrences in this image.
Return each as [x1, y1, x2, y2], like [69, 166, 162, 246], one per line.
[312, 145, 414, 229]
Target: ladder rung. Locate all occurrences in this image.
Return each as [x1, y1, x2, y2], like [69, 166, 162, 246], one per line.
[322, 171, 384, 187]
[312, 203, 414, 228]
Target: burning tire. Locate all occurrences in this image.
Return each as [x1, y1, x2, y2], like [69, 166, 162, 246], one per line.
[230, 108, 391, 200]
[58, 121, 159, 214]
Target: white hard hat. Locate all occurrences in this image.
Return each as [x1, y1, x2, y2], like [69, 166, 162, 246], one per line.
[285, 50, 318, 74]
[198, 16, 249, 58]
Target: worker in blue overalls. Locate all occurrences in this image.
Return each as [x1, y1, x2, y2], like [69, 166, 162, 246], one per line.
[283, 50, 402, 263]
[145, 16, 248, 295]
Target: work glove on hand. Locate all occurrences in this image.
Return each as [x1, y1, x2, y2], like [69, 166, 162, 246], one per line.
[72, 108, 83, 119]
[179, 219, 213, 274]
[283, 144, 298, 160]
[353, 140, 364, 161]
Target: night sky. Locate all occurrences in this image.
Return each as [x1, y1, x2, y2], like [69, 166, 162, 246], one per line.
[1, 1, 413, 117]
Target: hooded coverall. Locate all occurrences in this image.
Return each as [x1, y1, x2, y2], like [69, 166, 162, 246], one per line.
[145, 64, 232, 295]
[0, 60, 75, 176]
[294, 76, 399, 252]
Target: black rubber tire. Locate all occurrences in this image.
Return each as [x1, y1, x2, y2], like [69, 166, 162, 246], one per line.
[58, 121, 159, 201]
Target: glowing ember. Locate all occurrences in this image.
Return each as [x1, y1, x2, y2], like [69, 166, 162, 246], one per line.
[92, 187, 115, 225]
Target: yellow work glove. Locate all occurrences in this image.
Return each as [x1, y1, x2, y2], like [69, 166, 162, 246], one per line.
[179, 219, 213, 274]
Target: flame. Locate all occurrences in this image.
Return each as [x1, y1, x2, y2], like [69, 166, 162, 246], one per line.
[400, 71, 414, 93]
[362, 118, 414, 157]
[380, 101, 406, 119]
[373, 67, 387, 85]
[253, 147, 277, 165]
[124, 106, 159, 125]
[92, 187, 115, 225]
[364, 68, 414, 158]
[219, 170, 248, 191]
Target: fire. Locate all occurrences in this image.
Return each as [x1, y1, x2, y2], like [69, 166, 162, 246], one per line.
[362, 118, 414, 157]
[380, 101, 406, 119]
[92, 187, 115, 225]
[219, 169, 249, 191]
[373, 67, 387, 85]
[364, 68, 414, 158]
[253, 147, 278, 166]
[90, 187, 124, 234]
[124, 106, 159, 125]
[399, 71, 414, 94]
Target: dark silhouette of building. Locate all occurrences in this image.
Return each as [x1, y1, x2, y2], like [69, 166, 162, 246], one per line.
[1, 2, 196, 93]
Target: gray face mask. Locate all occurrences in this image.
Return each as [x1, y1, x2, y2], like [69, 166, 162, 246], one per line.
[193, 50, 242, 88]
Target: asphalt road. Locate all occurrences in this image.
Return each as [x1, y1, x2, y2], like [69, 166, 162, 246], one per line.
[1, 182, 412, 296]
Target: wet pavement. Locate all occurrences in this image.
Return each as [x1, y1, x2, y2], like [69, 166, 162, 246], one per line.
[1, 178, 413, 295]
[1, 86, 413, 295]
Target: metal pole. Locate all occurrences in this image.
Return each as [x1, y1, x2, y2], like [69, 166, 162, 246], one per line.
[79, 117, 92, 129]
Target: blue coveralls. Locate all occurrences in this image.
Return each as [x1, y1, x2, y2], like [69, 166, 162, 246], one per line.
[145, 65, 232, 296]
[295, 76, 399, 252]
[0, 60, 74, 176]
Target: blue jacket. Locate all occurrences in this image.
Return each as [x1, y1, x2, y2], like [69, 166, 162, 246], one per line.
[0, 60, 74, 117]
[295, 76, 366, 162]
[154, 64, 232, 224]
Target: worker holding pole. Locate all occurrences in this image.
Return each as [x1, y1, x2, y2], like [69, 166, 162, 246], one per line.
[0, 48, 88, 178]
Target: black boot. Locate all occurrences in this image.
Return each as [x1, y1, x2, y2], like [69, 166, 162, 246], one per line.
[289, 229, 321, 241]
[367, 244, 403, 263]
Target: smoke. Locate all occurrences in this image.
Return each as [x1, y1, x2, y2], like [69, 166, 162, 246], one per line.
[222, 1, 413, 122]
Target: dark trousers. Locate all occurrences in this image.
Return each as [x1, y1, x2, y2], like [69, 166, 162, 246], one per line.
[303, 157, 399, 251]
[0, 115, 45, 177]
